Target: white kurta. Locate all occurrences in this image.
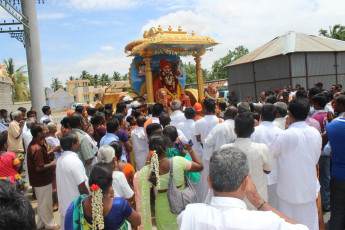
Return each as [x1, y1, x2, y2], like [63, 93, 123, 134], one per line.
[131, 126, 149, 171]
[170, 110, 186, 127]
[177, 119, 202, 158]
[204, 119, 236, 152]
[178, 197, 308, 230]
[273, 117, 286, 130]
[39, 114, 53, 124]
[221, 138, 273, 210]
[269, 121, 321, 230]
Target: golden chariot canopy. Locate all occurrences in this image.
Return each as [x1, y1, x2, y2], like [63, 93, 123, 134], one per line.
[125, 26, 219, 57]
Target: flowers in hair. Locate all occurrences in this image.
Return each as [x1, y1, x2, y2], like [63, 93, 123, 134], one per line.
[150, 150, 160, 189]
[90, 184, 100, 191]
[91, 185, 104, 230]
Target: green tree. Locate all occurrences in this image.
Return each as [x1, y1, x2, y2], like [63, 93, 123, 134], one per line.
[210, 46, 249, 80]
[112, 71, 121, 81]
[92, 74, 100, 87]
[100, 73, 110, 86]
[69, 76, 75, 81]
[3, 58, 30, 103]
[80, 70, 91, 80]
[122, 73, 128, 81]
[184, 62, 197, 85]
[50, 77, 63, 92]
[319, 24, 345, 41]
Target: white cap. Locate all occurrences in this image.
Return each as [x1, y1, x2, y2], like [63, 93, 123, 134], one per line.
[123, 96, 133, 102]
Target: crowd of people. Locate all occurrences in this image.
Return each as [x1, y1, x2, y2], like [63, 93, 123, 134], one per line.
[0, 81, 345, 230]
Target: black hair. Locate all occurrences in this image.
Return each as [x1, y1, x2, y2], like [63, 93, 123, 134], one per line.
[104, 109, 113, 119]
[162, 108, 169, 114]
[249, 102, 254, 113]
[204, 98, 216, 113]
[276, 105, 288, 117]
[89, 163, 113, 195]
[322, 91, 333, 101]
[30, 123, 43, 138]
[42, 106, 50, 114]
[148, 134, 167, 186]
[134, 110, 142, 119]
[18, 107, 27, 113]
[97, 107, 105, 113]
[106, 119, 119, 133]
[61, 116, 70, 128]
[146, 123, 162, 137]
[235, 112, 255, 138]
[288, 98, 310, 121]
[75, 105, 85, 114]
[163, 126, 178, 143]
[112, 113, 123, 125]
[152, 103, 164, 117]
[309, 87, 322, 97]
[0, 180, 36, 230]
[126, 115, 135, 124]
[91, 112, 105, 126]
[337, 84, 342, 89]
[26, 110, 36, 118]
[184, 106, 195, 119]
[282, 92, 289, 97]
[312, 93, 328, 108]
[42, 119, 51, 125]
[60, 131, 78, 151]
[147, 104, 153, 115]
[218, 101, 227, 111]
[252, 112, 260, 122]
[105, 103, 113, 111]
[0, 109, 7, 116]
[87, 108, 97, 116]
[0, 133, 7, 150]
[266, 95, 278, 104]
[262, 104, 277, 122]
[136, 116, 146, 127]
[296, 90, 307, 98]
[109, 141, 123, 160]
[159, 112, 171, 128]
[68, 113, 84, 128]
[116, 102, 127, 114]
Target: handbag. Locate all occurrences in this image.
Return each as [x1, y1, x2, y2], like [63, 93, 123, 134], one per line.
[167, 157, 198, 214]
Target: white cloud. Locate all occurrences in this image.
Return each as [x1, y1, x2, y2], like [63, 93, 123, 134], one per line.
[67, 0, 141, 10]
[100, 46, 115, 51]
[37, 13, 68, 19]
[141, 0, 345, 69]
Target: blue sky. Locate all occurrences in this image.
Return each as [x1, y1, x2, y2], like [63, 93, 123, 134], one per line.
[1, 0, 345, 87]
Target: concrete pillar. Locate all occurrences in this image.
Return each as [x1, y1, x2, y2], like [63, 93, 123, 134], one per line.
[21, 0, 45, 119]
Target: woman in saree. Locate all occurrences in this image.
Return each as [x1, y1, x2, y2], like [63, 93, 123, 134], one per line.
[64, 163, 141, 230]
[134, 134, 203, 230]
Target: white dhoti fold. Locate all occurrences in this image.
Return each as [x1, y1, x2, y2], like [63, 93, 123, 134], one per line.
[195, 159, 210, 203]
[34, 183, 57, 229]
[278, 197, 318, 230]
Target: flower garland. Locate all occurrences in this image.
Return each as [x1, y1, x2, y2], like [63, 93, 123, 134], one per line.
[90, 184, 105, 230]
[205, 91, 219, 100]
[149, 150, 161, 189]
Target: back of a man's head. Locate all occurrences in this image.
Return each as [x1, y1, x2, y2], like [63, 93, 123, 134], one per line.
[296, 90, 308, 98]
[262, 104, 277, 122]
[0, 180, 36, 230]
[218, 101, 227, 111]
[184, 106, 195, 120]
[224, 106, 238, 120]
[146, 123, 162, 137]
[159, 112, 171, 127]
[312, 93, 328, 108]
[30, 123, 43, 138]
[106, 119, 119, 133]
[266, 95, 278, 104]
[60, 131, 78, 151]
[75, 105, 85, 114]
[203, 98, 216, 114]
[235, 112, 255, 138]
[68, 113, 84, 128]
[210, 146, 249, 193]
[136, 116, 146, 127]
[152, 103, 164, 117]
[274, 102, 288, 117]
[237, 102, 250, 114]
[288, 98, 310, 121]
[116, 102, 127, 114]
[309, 87, 322, 98]
[170, 100, 181, 111]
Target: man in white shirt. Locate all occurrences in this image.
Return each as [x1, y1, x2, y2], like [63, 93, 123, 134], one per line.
[270, 98, 322, 230]
[169, 100, 186, 127]
[177, 146, 308, 230]
[221, 112, 273, 210]
[57, 131, 89, 230]
[251, 104, 282, 209]
[131, 116, 149, 171]
[205, 106, 237, 152]
[195, 98, 222, 202]
[177, 107, 202, 158]
[273, 102, 287, 130]
[40, 106, 53, 124]
[23, 118, 36, 183]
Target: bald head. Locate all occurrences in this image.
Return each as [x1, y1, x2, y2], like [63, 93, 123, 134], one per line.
[136, 116, 146, 127]
[224, 106, 238, 120]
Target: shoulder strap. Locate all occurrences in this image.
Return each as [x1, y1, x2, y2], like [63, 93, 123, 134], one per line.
[169, 157, 174, 177]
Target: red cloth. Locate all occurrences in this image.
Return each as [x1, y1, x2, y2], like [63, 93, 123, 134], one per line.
[0, 152, 20, 183]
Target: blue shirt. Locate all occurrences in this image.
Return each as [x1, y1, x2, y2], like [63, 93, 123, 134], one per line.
[100, 133, 127, 162]
[326, 117, 345, 181]
[64, 197, 132, 230]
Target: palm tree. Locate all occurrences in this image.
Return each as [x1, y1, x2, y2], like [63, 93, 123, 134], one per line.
[3, 58, 30, 103]
[319, 24, 345, 41]
[100, 73, 110, 86]
[69, 76, 75, 81]
[50, 78, 63, 92]
[112, 71, 121, 81]
[92, 74, 100, 87]
[122, 73, 128, 81]
[80, 70, 90, 80]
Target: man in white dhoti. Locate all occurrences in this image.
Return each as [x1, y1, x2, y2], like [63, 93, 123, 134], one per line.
[251, 104, 282, 209]
[131, 116, 149, 171]
[170, 100, 186, 127]
[195, 98, 223, 202]
[270, 98, 322, 230]
[204, 106, 237, 152]
[273, 102, 287, 130]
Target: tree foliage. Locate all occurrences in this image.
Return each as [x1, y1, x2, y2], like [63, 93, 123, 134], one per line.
[3, 58, 30, 103]
[319, 24, 345, 41]
[50, 78, 63, 92]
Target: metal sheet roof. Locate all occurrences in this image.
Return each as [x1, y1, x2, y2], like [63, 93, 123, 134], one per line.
[228, 31, 345, 67]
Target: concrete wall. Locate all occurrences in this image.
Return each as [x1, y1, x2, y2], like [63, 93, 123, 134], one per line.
[0, 77, 13, 111]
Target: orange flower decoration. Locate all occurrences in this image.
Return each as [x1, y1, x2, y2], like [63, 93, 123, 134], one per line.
[149, 151, 154, 156]
[90, 184, 100, 191]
